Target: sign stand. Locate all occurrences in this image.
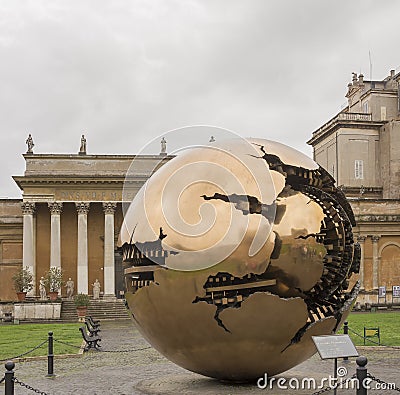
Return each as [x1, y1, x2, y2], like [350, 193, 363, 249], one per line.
[378, 286, 386, 305]
[393, 285, 400, 304]
[312, 334, 359, 395]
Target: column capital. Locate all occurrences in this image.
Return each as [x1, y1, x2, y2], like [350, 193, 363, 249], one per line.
[75, 202, 90, 215]
[48, 202, 63, 215]
[21, 202, 36, 215]
[357, 235, 366, 243]
[102, 202, 117, 215]
[371, 235, 381, 243]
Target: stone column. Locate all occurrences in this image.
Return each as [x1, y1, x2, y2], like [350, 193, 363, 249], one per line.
[357, 235, 366, 289]
[371, 235, 380, 290]
[22, 202, 36, 296]
[76, 202, 90, 294]
[48, 202, 62, 269]
[103, 202, 117, 297]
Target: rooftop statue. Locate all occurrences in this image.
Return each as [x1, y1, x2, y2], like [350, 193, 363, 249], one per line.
[160, 137, 167, 155]
[26, 134, 34, 154]
[79, 134, 87, 155]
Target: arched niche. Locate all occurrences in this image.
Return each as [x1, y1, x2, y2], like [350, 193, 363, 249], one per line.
[379, 244, 400, 289]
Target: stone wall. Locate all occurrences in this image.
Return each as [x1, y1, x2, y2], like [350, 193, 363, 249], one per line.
[14, 302, 61, 320]
[0, 199, 23, 301]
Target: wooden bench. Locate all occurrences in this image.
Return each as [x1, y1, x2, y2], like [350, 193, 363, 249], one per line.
[85, 319, 101, 336]
[364, 327, 380, 345]
[79, 326, 101, 351]
[87, 316, 100, 329]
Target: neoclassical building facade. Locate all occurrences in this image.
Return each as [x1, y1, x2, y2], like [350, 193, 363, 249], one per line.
[3, 68, 400, 304]
[0, 149, 171, 301]
[308, 68, 400, 304]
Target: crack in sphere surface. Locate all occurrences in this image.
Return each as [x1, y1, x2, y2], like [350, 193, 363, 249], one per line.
[119, 138, 360, 381]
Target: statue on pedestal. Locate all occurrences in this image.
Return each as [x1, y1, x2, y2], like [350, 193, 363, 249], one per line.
[39, 277, 46, 300]
[92, 279, 101, 299]
[160, 137, 167, 155]
[79, 135, 87, 155]
[65, 278, 74, 300]
[26, 134, 34, 154]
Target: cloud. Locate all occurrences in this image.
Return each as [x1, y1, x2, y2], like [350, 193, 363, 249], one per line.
[1, 0, 399, 197]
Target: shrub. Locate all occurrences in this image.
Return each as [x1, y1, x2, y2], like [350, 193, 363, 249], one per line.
[12, 266, 33, 293]
[74, 293, 90, 307]
[44, 267, 64, 292]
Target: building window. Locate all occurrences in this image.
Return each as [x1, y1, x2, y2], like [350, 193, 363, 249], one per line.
[355, 160, 364, 179]
[363, 101, 369, 113]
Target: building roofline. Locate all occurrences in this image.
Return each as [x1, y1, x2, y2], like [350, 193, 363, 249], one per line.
[307, 112, 385, 146]
[22, 153, 175, 160]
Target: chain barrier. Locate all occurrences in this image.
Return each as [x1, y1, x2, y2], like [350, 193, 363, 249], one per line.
[347, 326, 400, 349]
[310, 386, 332, 395]
[0, 340, 48, 362]
[53, 338, 82, 350]
[13, 377, 50, 395]
[0, 375, 5, 384]
[367, 373, 400, 392]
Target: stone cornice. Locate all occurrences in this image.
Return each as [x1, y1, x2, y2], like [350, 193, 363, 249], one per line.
[12, 176, 147, 189]
[22, 153, 175, 160]
[348, 197, 400, 203]
[14, 176, 127, 184]
[0, 217, 23, 224]
[307, 113, 385, 146]
[359, 89, 397, 102]
[356, 214, 400, 222]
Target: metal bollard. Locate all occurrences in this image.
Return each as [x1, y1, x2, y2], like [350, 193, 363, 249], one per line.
[356, 356, 368, 395]
[47, 331, 55, 377]
[343, 321, 349, 361]
[5, 361, 15, 395]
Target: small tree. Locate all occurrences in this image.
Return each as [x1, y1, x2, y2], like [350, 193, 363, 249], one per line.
[44, 267, 64, 292]
[12, 266, 33, 293]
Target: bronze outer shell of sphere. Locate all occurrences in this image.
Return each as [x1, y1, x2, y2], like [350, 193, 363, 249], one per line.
[119, 138, 360, 381]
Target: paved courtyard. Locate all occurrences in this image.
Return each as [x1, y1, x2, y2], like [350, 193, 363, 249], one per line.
[1, 319, 400, 394]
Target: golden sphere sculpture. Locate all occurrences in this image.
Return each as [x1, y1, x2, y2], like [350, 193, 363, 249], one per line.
[119, 138, 360, 381]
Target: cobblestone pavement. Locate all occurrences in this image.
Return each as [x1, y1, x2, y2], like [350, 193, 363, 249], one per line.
[1, 319, 400, 394]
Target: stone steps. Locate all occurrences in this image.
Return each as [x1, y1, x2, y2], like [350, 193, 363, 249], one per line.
[60, 299, 130, 322]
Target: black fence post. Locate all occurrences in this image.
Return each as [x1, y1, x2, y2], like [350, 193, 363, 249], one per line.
[343, 321, 349, 361]
[5, 361, 15, 395]
[356, 356, 368, 395]
[47, 331, 55, 377]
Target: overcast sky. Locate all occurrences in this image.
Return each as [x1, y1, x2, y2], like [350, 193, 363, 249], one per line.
[1, 0, 399, 198]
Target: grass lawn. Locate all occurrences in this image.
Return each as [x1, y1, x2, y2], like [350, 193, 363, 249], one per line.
[343, 311, 400, 346]
[0, 323, 83, 360]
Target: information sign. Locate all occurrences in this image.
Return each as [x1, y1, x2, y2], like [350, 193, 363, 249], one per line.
[312, 335, 359, 360]
[393, 285, 400, 298]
